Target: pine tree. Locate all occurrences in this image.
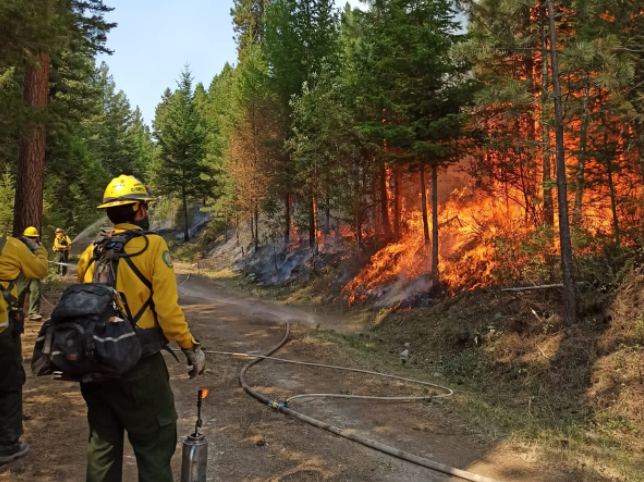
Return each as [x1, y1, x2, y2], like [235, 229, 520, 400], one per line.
[355, 0, 473, 285]
[152, 68, 210, 242]
[264, 0, 340, 245]
[10, 0, 114, 236]
[232, 0, 270, 57]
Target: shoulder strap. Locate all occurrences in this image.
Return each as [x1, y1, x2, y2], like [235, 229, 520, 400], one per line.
[0, 233, 8, 255]
[92, 229, 158, 325]
[0, 234, 17, 305]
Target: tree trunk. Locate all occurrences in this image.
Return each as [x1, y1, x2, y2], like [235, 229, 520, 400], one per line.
[547, 0, 577, 325]
[540, 22, 554, 227]
[372, 170, 379, 247]
[420, 164, 430, 246]
[573, 74, 590, 227]
[13, 54, 50, 237]
[181, 185, 190, 242]
[284, 193, 291, 246]
[601, 112, 620, 246]
[250, 209, 255, 244]
[310, 192, 317, 253]
[394, 164, 402, 240]
[379, 163, 392, 241]
[254, 202, 260, 250]
[355, 210, 363, 251]
[431, 163, 439, 287]
[324, 192, 331, 235]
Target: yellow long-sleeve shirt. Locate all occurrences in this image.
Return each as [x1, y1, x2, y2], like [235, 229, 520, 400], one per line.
[76, 223, 196, 349]
[53, 234, 72, 252]
[0, 237, 48, 333]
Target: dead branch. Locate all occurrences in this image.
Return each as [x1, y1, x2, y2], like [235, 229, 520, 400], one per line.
[501, 284, 563, 292]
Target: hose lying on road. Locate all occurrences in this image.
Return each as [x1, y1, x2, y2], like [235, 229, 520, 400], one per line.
[232, 321, 504, 482]
[203, 349, 453, 403]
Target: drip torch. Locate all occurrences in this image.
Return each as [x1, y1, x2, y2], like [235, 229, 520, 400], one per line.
[180, 389, 209, 482]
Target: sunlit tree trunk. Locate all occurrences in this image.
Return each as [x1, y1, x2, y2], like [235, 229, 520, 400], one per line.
[547, 0, 577, 325]
[14, 53, 49, 237]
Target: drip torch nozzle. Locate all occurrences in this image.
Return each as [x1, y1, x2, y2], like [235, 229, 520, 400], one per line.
[194, 389, 209, 437]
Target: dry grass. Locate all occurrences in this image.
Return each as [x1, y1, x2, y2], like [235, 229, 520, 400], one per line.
[308, 279, 644, 481]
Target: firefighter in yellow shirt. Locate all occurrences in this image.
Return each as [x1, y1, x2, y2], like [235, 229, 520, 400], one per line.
[0, 232, 48, 463]
[76, 175, 205, 482]
[52, 228, 72, 276]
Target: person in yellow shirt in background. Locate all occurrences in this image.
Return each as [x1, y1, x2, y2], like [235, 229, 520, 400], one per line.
[76, 175, 205, 482]
[16, 227, 44, 322]
[0, 231, 48, 463]
[52, 228, 72, 276]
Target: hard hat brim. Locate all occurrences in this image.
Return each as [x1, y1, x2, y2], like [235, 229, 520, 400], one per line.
[97, 197, 156, 210]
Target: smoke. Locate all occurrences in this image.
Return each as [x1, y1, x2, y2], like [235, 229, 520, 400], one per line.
[375, 274, 433, 308]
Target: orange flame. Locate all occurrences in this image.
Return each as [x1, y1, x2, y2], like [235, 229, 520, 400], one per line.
[200, 389, 209, 399]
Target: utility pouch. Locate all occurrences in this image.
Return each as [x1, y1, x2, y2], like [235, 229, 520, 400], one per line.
[11, 309, 24, 336]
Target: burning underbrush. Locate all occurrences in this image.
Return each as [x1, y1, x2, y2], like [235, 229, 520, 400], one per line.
[342, 185, 554, 308]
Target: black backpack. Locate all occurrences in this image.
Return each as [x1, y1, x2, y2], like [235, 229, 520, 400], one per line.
[32, 229, 167, 382]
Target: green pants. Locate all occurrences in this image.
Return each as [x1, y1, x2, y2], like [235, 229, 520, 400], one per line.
[0, 319, 25, 450]
[16, 274, 41, 317]
[55, 250, 69, 276]
[80, 353, 178, 482]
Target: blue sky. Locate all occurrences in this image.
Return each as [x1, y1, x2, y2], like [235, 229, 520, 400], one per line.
[98, 0, 365, 125]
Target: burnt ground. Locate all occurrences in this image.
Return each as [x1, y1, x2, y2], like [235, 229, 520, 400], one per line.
[0, 275, 588, 482]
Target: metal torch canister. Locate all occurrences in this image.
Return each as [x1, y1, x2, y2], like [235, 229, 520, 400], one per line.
[180, 433, 208, 482]
[181, 389, 210, 482]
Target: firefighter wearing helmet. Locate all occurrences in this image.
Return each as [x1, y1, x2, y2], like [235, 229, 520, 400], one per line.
[0, 227, 47, 463]
[16, 227, 45, 322]
[52, 228, 72, 276]
[75, 175, 205, 482]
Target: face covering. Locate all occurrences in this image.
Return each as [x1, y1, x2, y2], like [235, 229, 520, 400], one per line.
[132, 216, 150, 232]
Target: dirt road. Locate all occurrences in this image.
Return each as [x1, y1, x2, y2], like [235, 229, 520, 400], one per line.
[1, 276, 570, 482]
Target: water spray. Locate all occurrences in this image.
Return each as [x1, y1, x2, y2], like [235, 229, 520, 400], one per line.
[180, 389, 209, 482]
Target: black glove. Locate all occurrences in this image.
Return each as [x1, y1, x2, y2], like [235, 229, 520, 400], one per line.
[19, 236, 42, 253]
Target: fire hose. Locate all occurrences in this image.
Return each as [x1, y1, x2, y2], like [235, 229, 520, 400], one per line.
[199, 321, 504, 482]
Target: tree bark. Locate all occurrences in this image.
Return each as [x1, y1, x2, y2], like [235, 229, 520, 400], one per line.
[601, 112, 620, 246]
[547, 0, 577, 325]
[394, 164, 402, 240]
[379, 163, 392, 241]
[310, 192, 317, 254]
[372, 170, 379, 247]
[540, 22, 554, 227]
[572, 74, 590, 227]
[324, 192, 331, 235]
[13, 53, 50, 237]
[284, 193, 291, 246]
[431, 163, 439, 287]
[181, 184, 190, 242]
[420, 164, 430, 246]
[254, 202, 260, 250]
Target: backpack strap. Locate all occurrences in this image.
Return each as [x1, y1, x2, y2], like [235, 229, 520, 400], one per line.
[92, 229, 159, 326]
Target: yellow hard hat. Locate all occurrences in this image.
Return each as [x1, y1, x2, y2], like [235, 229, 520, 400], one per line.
[23, 226, 39, 237]
[97, 175, 155, 210]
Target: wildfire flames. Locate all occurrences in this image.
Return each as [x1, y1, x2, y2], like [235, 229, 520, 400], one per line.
[342, 156, 639, 307]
